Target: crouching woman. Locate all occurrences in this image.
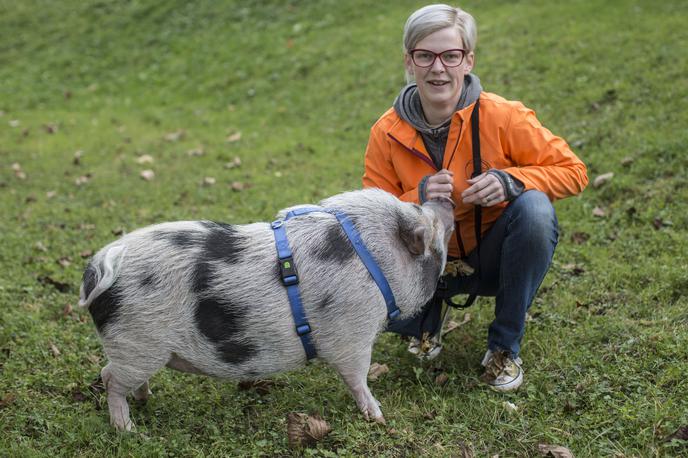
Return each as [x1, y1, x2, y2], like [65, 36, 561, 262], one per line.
[362, 3, 588, 391]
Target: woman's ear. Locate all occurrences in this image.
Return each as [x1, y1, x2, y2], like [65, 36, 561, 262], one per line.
[404, 53, 415, 79]
[464, 51, 475, 73]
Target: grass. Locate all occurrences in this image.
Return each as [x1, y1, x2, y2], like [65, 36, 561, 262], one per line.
[1, 0, 687, 456]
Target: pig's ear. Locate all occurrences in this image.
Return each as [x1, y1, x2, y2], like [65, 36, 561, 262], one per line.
[400, 224, 426, 255]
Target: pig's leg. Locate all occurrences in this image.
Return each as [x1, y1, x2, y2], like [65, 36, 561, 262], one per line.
[330, 348, 385, 424]
[133, 381, 152, 402]
[101, 363, 134, 431]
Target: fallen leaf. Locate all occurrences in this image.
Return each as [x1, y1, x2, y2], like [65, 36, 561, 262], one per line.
[562, 263, 585, 276]
[71, 389, 87, 402]
[593, 172, 614, 189]
[140, 170, 155, 181]
[163, 130, 185, 142]
[443, 259, 475, 276]
[80, 249, 93, 258]
[202, 177, 216, 186]
[38, 275, 70, 293]
[538, 444, 573, 458]
[75, 175, 91, 186]
[43, 123, 58, 134]
[442, 313, 471, 337]
[187, 147, 205, 157]
[62, 303, 73, 316]
[503, 401, 518, 413]
[226, 131, 242, 142]
[664, 425, 688, 442]
[9, 119, 20, 127]
[287, 413, 331, 448]
[50, 342, 61, 357]
[224, 156, 242, 169]
[57, 257, 72, 267]
[653, 217, 672, 230]
[434, 373, 449, 386]
[0, 394, 17, 409]
[135, 154, 154, 164]
[368, 363, 389, 381]
[230, 181, 248, 191]
[592, 207, 606, 218]
[46, 190, 57, 199]
[570, 232, 589, 244]
[620, 156, 634, 166]
[112, 227, 125, 236]
[11, 163, 21, 172]
[35, 241, 48, 252]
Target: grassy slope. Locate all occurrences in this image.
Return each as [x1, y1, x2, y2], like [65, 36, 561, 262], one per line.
[1, 0, 687, 456]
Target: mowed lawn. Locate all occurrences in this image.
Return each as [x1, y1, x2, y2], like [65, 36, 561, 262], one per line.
[1, 0, 687, 456]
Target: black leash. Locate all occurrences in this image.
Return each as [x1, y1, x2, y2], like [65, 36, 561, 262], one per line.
[445, 99, 482, 309]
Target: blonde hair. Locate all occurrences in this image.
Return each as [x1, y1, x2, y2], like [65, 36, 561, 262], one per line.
[403, 4, 477, 53]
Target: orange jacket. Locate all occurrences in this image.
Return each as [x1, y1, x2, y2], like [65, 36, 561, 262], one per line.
[362, 92, 588, 258]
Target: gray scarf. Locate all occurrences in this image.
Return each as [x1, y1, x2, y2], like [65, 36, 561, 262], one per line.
[393, 73, 483, 169]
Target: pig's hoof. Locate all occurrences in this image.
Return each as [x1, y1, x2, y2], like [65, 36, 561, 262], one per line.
[111, 417, 135, 432]
[373, 414, 386, 425]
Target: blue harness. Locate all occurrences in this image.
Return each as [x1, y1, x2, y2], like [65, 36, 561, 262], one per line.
[271, 206, 400, 360]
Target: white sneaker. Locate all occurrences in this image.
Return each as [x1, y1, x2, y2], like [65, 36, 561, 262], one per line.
[480, 349, 524, 392]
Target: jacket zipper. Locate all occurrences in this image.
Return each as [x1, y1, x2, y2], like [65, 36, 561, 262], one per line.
[386, 132, 468, 258]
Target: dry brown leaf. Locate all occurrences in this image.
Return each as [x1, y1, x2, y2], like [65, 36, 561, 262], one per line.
[44, 123, 58, 134]
[224, 156, 242, 169]
[434, 373, 449, 386]
[140, 170, 155, 181]
[50, 342, 61, 357]
[287, 412, 332, 448]
[0, 394, 17, 409]
[163, 130, 185, 142]
[35, 241, 48, 252]
[570, 232, 589, 244]
[73, 150, 83, 165]
[664, 425, 688, 442]
[58, 257, 72, 268]
[202, 177, 216, 186]
[187, 147, 205, 157]
[592, 207, 606, 218]
[135, 154, 154, 164]
[443, 259, 474, 276]
[226, 131, 242, 142]
[46, 190, 57, 199]
[80, 249, 93, 258]
[621, 156, 634, 166]
[62, 303, 73, 316]
[503, 401, 518, 413]
[230, 181, 248, 192]
[538, 444, 574, 458]
[593, 172, 614, 188]
[75, 175, 91, 186]
[368, 363, 389, 381]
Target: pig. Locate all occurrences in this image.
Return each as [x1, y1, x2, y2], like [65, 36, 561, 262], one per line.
[78, 188, 454, 431]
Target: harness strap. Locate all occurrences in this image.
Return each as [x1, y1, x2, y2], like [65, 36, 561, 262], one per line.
[271, 206, 400, 360]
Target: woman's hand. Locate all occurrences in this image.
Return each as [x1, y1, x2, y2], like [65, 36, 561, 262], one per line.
[461, 172, 506, 207]
[424, 169, 454, 201]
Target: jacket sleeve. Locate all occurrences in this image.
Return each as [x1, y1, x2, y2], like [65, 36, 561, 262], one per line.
[500, 103, 588, 201]
[362, 124, 421, 203]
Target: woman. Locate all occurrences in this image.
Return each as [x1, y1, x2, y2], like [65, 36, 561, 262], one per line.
[362, 4, 587, 392]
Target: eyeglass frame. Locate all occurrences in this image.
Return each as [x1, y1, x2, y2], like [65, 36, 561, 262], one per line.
[408, 48, 467, 68]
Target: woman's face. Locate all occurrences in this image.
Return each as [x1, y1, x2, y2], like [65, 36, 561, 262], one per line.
[405, 27, 474, 112]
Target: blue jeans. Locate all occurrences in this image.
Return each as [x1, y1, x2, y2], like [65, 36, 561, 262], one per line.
[386, 190, 559, 358]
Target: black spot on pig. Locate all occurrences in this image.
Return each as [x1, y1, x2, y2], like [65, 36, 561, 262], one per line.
[192, 262, 213, 293]
[152, 230, 203, 249]
[82, 263, 98, 299]
[201, 222, 247, 264]
[318, 293, 332, 309]
[88, 287, 122, 333]
[315, 223, 354, 262]
[194, 296, 256, 364]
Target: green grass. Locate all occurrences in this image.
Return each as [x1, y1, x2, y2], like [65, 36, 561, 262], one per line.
[1, 0, 687, 456]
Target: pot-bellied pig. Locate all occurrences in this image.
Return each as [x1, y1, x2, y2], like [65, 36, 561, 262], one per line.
[79, 188, 454, 431]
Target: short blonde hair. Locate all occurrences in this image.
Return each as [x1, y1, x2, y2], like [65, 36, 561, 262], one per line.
[403, 4, 477, 53]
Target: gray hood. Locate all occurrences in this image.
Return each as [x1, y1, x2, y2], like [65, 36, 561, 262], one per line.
[393, 73, 483, 134]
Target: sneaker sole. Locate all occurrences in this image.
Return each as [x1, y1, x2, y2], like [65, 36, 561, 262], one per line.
[487, 370, 523, 392]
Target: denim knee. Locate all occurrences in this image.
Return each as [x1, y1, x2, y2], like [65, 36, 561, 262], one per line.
[506, 191, 558, 245]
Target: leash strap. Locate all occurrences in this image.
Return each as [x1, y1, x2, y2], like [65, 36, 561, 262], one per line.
[271, 206, 400, 360]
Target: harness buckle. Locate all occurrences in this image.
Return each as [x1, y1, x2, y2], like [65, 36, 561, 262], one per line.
[271, 219, 284, 230]
[279, 256, 299, 286]
[296, 324, 311, 336]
